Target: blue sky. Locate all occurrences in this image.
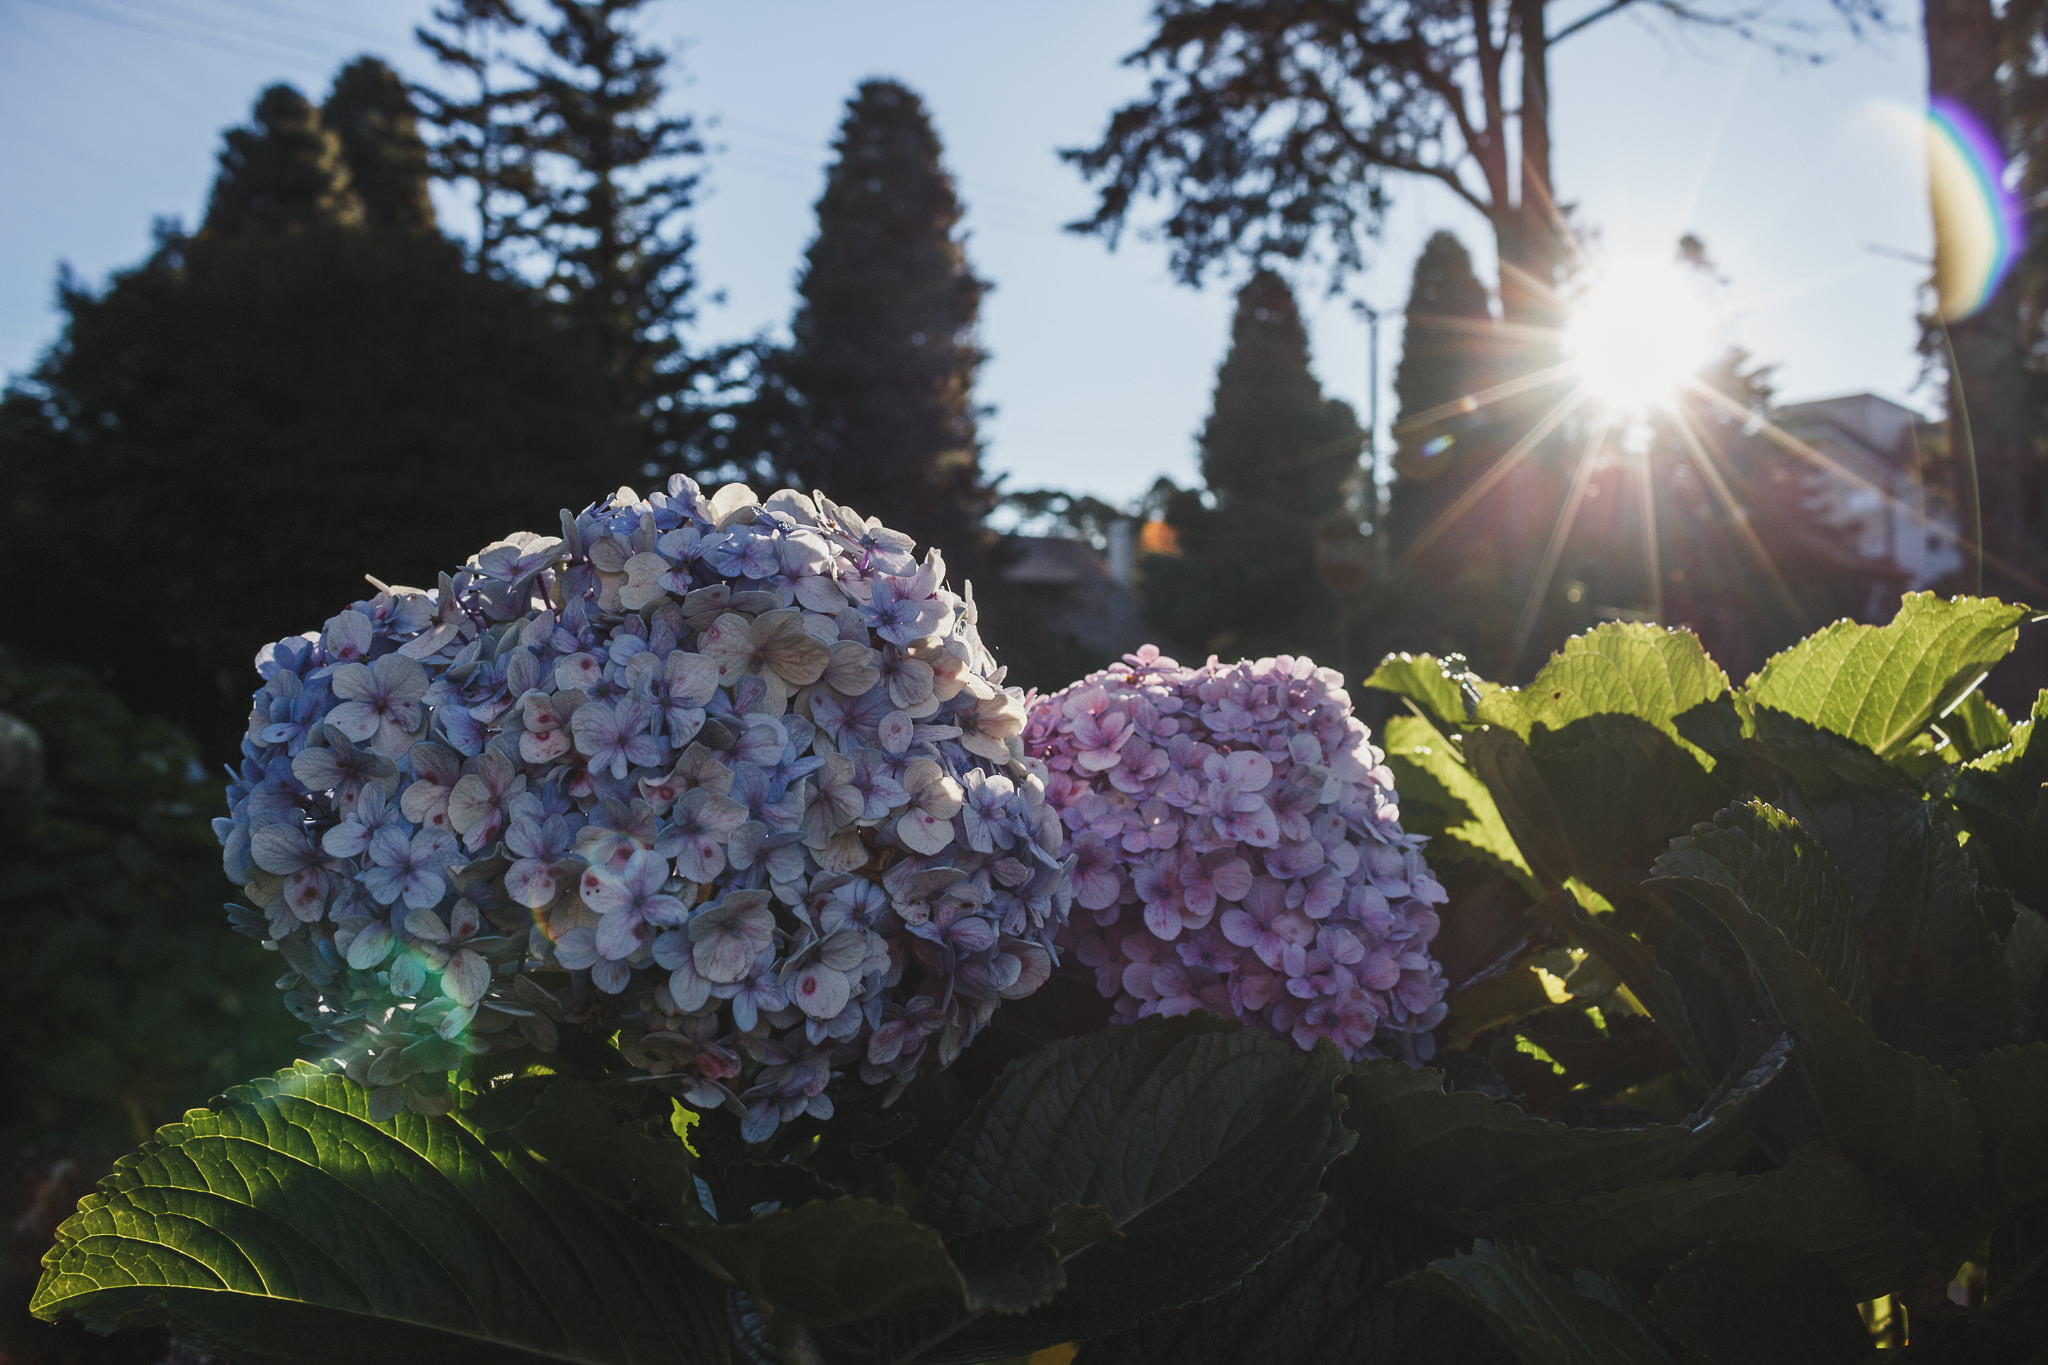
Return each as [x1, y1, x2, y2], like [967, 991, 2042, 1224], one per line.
[1, 0, 1934, 504]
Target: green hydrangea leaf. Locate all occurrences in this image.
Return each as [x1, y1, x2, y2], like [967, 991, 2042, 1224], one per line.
[1951, 691, 2048, 916]
[1073, 1211, 1510, 1365]
[1649, 1241, 1869, 1365]
[1649, 802, 1982, 1218]
[1399, 1239, 1676, 1365]
[1432, 1147, 1920, 1302]
[1465, 727, 1578, 889]
[1339, 1046, 1777, 1213]
[1365, 653, 1478, 730]
[1771, 783, 2010, 1062]
[690, 1197, 965, 1327]
[1480, 623, 1730, 761]
[1522, 715, 1728, 889]
[1650, 801, 1870, 1020]
[1742, 592, 2031, 759]
[1959, 1043, 2048, 1205]
[1941, 691, 2013, 760]
[1381, 713, 1537, 894]
[31, 1063, 731, 1364]
[902, 1016, 1355, 1360]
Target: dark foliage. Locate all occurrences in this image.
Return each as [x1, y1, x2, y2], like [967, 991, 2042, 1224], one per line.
[522, 0, 708, 464]
[0, 81, 632, 755]
[727, 80, 994, 576]
[324, 56, 437, 237]
[1143, 269, 1363, 666]
[1065, 0, 1885, 324]
[412, 0, 537, 271]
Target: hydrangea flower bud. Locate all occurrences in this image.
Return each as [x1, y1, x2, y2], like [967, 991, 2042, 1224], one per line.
[220, 479, 1071, 1137]
[1024, 647, 1448, 1060]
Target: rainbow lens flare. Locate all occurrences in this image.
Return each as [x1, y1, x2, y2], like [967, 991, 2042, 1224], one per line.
[1927, 100, 2021, 321]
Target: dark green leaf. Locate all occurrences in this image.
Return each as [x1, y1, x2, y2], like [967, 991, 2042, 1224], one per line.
[1649, 1241, 1868, 1365]
[31, 1064, 731, 1364]
[1649, 801, 1869, 1020]
[907, 1016, 1355, 1359]
[1073, 1210, 1510, 1365]
[1340, 1048, 1771, 1213]
[1960, 1044, 2048, 1205]
[1522, 889, 1716, 1081]
[1399, 1239, 1676, 1365]
[1466, 727, 1576, 889]
[509, 1077, 696, 1213]
[1433, 1146, 1920, 1301]
[1649, 803, 1983, 1218]
[1521, 714, 1727, 890]
[941, 1205, 1119, 1316]
[1772, 782, 2010, 1061]
[1742, 592, 2030, 759]
[691, 1198, 963, 1327]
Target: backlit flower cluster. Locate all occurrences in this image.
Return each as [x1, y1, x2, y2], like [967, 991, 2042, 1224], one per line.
[1024, 647, 1448, 1060]
[219, 479, 1071, 1137]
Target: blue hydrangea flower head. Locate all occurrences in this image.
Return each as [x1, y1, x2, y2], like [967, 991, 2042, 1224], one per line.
[223, 479, 1071, 1133]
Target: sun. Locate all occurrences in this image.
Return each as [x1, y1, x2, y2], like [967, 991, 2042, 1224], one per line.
[1562, 255, 1721, 414]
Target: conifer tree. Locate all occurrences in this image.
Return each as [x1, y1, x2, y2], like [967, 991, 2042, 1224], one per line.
[204, 84, 360, 236]
[413, 0, 535, 272]
[1385, 230, 1497, 556]
[1145, 270, 1362, 663]
[522, 0, 704, 454]
[748, 79, 992, 569]
[324, 57, 436, 236]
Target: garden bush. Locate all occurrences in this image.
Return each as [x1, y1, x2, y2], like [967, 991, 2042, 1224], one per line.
[28, 478, 2048, 1362]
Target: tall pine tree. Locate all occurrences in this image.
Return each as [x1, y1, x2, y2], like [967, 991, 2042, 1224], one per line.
[413, 0, 535, 272]
[1145, 270, 1362, 664]
[748, 79, 992, 569]
[324, 57, 436, 236]
[204, 84, 360, 236]
[523, 0, 705, 459]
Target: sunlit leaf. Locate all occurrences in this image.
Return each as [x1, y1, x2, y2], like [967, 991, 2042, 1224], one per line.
[1743, 592, 2030, 759]
[1382, 713, 1537, 893]
[31, 1064, 731, 1364]
[1365, 653, 1476, 730]
[1479, 622, 1730, 761]
[1950, 690, 2048, 916]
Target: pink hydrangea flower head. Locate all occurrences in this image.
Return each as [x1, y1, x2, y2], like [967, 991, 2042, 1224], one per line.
[1023, 648, 1448, 1061]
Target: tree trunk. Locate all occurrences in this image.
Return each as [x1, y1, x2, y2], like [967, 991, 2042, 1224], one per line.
[1925, 0, 2039, 598]
[1498, 0, 1564, 333]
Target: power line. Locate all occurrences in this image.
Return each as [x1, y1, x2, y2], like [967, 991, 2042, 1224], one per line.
[19, 0, 332, 71]
[193, 0, 402, 49]
[93, 0, 343, 63]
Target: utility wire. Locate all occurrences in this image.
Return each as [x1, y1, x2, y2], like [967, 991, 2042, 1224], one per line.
[19, 0, 332, 71]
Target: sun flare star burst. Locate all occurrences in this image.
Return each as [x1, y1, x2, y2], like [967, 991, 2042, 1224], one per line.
[1562, 257, 1721, 415]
